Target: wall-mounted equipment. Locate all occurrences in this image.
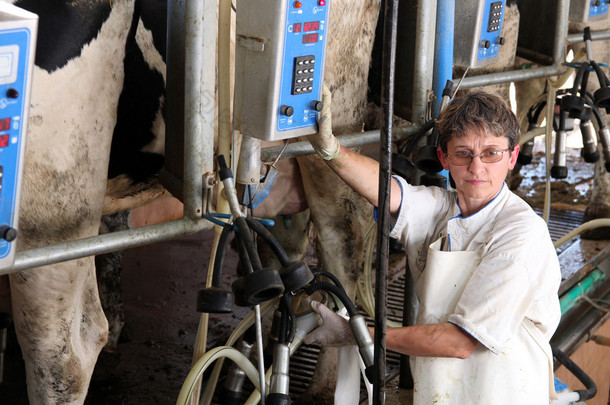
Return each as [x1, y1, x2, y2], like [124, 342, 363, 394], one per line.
[570, 0, 610, 23]
[453, 0, 506, 68]
[234, 0, 330, 141]
[0, 4, 37, 270]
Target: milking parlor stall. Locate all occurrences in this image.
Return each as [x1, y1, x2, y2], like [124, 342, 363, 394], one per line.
[1, 0, 610, 404]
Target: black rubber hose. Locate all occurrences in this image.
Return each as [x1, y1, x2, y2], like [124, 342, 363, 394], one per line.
[590, 103, 607, 129]
[245, 217, 290, 267]
[312, 269, 346, 293]
[278, 297, 289, 344]
[572, 62, 590, 95]
[528, 101, 546, 124]
[234, 216, 263, 273]
[304, 281, 358, 316]
[212, 223, 234, 286]
[591, 60, 610, 87]
[236, 232, 254, 276]
[400, 119, 436, 157]
[580, 68, 590, 98]
[552, 346, 597, 401]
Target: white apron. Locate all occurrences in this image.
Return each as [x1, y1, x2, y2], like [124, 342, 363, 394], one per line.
[411, 237, 556, 404]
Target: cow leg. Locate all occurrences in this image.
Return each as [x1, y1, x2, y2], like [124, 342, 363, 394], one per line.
[96, 212, 130, 352]
[296, 154, 373, 404]
[9, 259, 108, 404]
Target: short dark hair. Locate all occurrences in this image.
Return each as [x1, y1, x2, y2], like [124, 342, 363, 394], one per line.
[435, 91, 520, 153]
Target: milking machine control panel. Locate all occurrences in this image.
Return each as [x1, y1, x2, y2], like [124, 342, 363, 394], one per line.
[570, 0, 610, 23]
[0, 4, 37, 270]
[454, 0, 506, 68]
[234, 0, 330, 141]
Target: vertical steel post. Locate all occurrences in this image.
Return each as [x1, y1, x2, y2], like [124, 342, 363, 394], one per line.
[183, 0, 217, 219]
[375, 0, 399, 403]
[411, 0, 437, 123]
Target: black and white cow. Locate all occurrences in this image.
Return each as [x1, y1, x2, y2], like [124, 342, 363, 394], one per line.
[5, 0, 168, 403]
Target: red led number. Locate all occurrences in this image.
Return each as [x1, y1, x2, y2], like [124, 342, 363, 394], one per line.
[302, 33, 318, 44]
[0, 118, 10, 132]
[303, 21, 320, 32]
[0, 134, 8, 148]
[293, 23, 302, 33]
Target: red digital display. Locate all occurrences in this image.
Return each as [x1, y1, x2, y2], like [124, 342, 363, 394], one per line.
[0, 118, 10, 132]
[302, 33, 318, 44]
[0, 134, 8, 148]
[293, 23, 302, 33]
[303, 21, 320, 32]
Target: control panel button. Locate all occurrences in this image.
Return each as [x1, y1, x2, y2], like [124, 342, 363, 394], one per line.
[280, 105, 294, 117]
[480, 40, 491, 49]
[0, 225, 17, 242]
[6, 88, 18, 99]
[310, 100, 323, 112]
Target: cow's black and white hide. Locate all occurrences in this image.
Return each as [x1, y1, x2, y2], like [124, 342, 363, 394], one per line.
[6, 0, 170, 403]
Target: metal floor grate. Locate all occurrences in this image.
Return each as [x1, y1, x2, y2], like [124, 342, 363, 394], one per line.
[286, 209, 585, 400]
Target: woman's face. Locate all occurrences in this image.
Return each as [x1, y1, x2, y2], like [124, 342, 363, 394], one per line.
[437, 131, 519, 216]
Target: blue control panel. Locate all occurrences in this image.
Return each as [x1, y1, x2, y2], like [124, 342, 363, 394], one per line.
[569, 0, 610, 22]
[234, 0, 330, 141]
[277, 2, 329, 133]
[588, 0, 609, 19]
[477, 1, 504, 63]
[454, 0, 506, 68]
[0, 4, 37, 270]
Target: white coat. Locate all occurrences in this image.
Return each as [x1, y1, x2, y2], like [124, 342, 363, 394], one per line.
[389, 177, 561, 404]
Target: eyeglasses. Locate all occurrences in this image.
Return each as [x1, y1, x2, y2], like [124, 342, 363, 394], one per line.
[446, 149, 510, 166]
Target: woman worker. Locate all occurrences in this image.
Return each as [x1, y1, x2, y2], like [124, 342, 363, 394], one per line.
[303, 89, 561, 403]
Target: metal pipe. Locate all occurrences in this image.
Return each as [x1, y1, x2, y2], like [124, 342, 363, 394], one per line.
[560, 269, 606, 314]
[553, 289, 610, 355]
[568, 29, 610, 45]
[552, 0, 570, 65]
[375, 0, 399, 402]
[261, 123, 547, 161]
[183, 0, 217, 219]
[411, 0, 436, 123]
[2, 218, 213, 275]
[432, 0, 453, 116]
[236, 135, 262, 185]
[458, 65, 566, 89]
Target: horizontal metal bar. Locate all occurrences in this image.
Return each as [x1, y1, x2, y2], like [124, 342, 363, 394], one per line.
[457, 65, 566, 89]
[260, 126, 429, 162]
[262, 123, 546, 162]
[568, 29, 610, 45]
[1, 217, 214, 275]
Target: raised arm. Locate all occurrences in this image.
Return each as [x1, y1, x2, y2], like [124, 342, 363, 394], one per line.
[306, 85, 402, 214]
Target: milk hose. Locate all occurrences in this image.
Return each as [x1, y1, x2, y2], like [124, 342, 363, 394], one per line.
[552, 346, 597, 401]
[200, 298, 280, 405]
[177, 346, 261, 405]
[243, 310, 322, 405]
[304, 281, 376, 377]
